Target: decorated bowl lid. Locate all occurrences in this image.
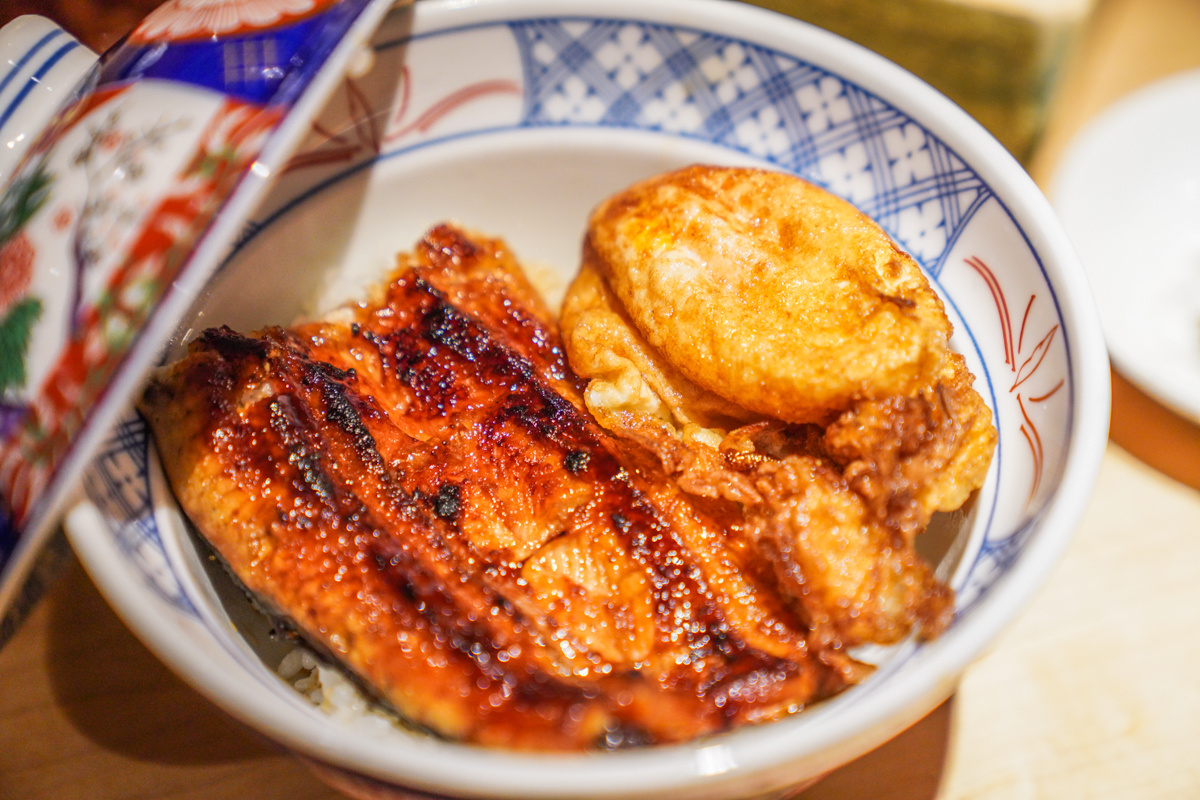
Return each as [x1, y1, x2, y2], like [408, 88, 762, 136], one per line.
[0, 0, 396, 644]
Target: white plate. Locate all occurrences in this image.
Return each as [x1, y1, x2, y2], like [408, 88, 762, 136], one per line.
[1053, 69, 1200, 421]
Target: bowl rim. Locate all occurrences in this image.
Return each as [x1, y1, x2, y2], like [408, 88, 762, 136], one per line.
[68, 0, 1110, 796]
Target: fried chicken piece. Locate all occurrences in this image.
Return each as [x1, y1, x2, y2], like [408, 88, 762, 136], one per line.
[746, 450, 953, 647]
[140, 224, 865, 751]
[561, 165, 996, 645]
[579, 164, 954, 425]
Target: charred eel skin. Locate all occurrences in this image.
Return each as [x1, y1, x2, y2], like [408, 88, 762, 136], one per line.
[140, 224, 877, 751]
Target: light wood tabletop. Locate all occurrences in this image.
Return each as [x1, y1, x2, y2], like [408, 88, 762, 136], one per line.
[4, 0, 1200, 797]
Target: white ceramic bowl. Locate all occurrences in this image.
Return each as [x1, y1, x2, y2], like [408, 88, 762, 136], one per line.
[65, 1, 1110, 798]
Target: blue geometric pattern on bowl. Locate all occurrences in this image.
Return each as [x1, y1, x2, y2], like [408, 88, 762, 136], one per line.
[83, 414, 197, 615]
[84, 14, 1052, 626]
[509, 19, 989, 277]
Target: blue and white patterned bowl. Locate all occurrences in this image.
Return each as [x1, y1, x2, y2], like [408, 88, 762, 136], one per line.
[66, 1, 1109, 798]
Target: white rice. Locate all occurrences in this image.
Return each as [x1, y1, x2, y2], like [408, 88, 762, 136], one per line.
[277, 647, 404, 736]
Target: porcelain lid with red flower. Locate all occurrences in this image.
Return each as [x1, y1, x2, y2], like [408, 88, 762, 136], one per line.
[0, 0, 396, 641]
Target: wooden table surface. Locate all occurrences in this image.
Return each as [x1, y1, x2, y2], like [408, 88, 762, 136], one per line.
[5, 0, 1200, 797]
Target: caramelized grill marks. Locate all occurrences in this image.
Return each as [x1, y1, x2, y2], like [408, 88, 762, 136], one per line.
[141, 225, 863, 750]
[372, 274, 804, 683]
[210, 330, 611, 737]
[346, 274, 749, 674]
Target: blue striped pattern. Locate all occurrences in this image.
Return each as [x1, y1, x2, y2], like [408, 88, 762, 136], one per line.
[0, 27, 81, 133]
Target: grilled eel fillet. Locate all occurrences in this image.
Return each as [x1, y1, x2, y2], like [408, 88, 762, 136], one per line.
[140, 224, 949, 750]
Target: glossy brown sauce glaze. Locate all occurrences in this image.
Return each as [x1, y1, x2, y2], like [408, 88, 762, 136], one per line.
[140, 224, 939, 750]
